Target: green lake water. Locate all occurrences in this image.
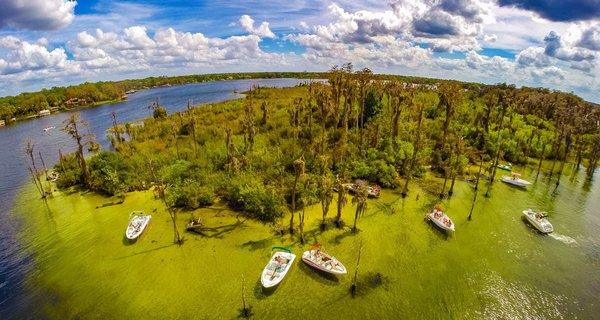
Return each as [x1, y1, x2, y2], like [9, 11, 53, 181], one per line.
[12, 164, 600, 319]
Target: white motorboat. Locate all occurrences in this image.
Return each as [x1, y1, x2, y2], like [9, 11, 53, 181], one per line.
[43, 126, 55, 132]
[427, 208, 455, 232]
[125, 212, 151, 240]
[522, 209, 553, 233]
[501, 173, 531, 187]
[302, 249, 347, 275]
[342, 180, 381, 198]
[497, 163, 512, 171]
[261, 247, 295, 288]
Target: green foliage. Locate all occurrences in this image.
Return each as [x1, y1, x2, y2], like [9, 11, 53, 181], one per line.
[46, 67, 600, 225]
[223, 174, 284, 221]
[351, 159, 400, 188]
[168, 180, 214, 209]
[364, 89, 382, 123]
[153, 106, 168, 119]
[88, 152, 133, 196]
[54, 153, 83, 189]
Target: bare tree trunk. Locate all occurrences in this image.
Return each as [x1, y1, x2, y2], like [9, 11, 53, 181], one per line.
[25, 141, 46, 198]
[187, 100, 198, 158]
[402, 104, 423, 198]
[350, 240, 363, 297]
[555, 134, 572, 187]
[289, 174, 299, 234]
[536, 144, 546, 180]
[468, 155, 485, 221]
[485, 104, 507, 197]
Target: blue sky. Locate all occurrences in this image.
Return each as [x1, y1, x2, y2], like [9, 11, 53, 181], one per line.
[0, 0, 598, 102]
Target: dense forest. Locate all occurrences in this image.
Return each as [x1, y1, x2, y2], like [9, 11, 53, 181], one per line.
[28, 63, 600, 243]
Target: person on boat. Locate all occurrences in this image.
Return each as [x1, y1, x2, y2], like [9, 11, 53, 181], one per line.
[274, 256, 288, 265]
[535, 212, 543, 220]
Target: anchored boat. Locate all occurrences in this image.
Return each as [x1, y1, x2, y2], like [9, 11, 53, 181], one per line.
[427, 207, 455, 232]
[497, 163, 512, 171]
[342, 180, 381, 198]
[125, 211, 151, 240]
[302, 244, 347, 275]
[261, 246, 295, 288]
[522, 209, 553, 233]
[501, 173, 531, 187]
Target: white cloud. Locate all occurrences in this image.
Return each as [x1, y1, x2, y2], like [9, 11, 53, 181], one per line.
[0, 36, 73, 75]
[531, 66, 565, 80]
[0, 0, 76, 30]
[239, 15, 276, 38]
[483, 34, 497, 42]
[0, 1, 599, 103]
[516, 46, 550, 67]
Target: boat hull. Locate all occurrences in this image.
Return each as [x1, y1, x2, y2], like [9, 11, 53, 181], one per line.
[302, 250, 347, 275]
[427, 212, 455, 232]
[261, 251, 295, 288]
[501, 176, 531, 187]
[522, 210, 553, 233]
[125, 214, 151, 240]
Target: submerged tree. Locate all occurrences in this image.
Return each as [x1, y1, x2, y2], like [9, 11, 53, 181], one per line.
[289, 156, 305, 234]
[485, 88, 511, 197]
[401, 94, 426, 198]
[298, 178, 317, 244]
[62, 113, 93, 188]
[351, 181, 368, 232]
[334, 175, 348, 228]
[149, 160, 183, 245]
[24, 140, 46, 199]
[318, 172, 335, 230]
[468, 153, 485, 221]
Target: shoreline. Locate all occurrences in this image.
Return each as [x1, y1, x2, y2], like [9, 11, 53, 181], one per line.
[0, 72, 326, 127]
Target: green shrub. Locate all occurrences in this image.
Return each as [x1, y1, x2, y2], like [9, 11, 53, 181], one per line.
[223, 175, 284, 221]
[54, 153, 83, 189]
[88, 152, 133, 196]
[168, 180, 214, 209]
[351, 159, 399, 188]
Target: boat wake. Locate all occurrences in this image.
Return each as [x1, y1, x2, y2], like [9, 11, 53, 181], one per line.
[549, 233, 577, 245]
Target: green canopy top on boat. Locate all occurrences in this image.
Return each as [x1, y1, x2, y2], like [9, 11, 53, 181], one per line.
[272, 246, 292, 253]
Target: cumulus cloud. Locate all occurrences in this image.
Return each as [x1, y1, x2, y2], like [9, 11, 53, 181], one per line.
[0, 0, 76, 30]
[483, 34, 497, 42]
[498, 0, 600, 22]
[286, 1, 489, 55]
[516, 46, 550, 67]
[0, 1, 598, 102]
[543, 31, 596, 62]
[410, 0, 486, 39]
[577, 24, 600, 51]
[0, 36, 73, 75]
[239, 15, 276, 38]
[531, 66, 565, 80]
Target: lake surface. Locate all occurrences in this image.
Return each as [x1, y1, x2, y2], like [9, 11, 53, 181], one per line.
[1, 79, 599, 319]
[0, 78, 311, 317]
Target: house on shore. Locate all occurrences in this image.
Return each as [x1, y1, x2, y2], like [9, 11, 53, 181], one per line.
[38, 109, 51, 116]
[0, 120, 5, 126]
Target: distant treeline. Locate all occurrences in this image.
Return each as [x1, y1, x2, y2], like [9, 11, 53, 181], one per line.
[1, 70, 596, 124]
[0, 71, 466, 123]
[0, 72, 310, 122]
